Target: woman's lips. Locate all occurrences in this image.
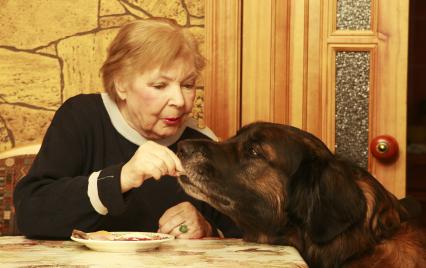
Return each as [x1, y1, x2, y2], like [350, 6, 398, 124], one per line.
[163, 116, 183, 125]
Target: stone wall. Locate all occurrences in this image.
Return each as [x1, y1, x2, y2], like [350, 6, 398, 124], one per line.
[0, 0, 205, 153]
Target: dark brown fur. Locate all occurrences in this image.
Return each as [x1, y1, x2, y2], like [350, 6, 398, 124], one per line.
[177, 122, 426, 268]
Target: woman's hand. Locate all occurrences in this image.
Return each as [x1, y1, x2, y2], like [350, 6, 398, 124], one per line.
[120, 141, 184, 192]
[158, 202, 213, 239]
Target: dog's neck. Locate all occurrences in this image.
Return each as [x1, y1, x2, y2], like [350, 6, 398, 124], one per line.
[242, 223, 303, 247]
[273, 223, 305, 250]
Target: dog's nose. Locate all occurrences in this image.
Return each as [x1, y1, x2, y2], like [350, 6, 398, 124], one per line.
[177, 140, 197, 158]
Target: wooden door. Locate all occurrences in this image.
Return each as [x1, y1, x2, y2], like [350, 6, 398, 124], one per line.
[204, 0, 408, 198]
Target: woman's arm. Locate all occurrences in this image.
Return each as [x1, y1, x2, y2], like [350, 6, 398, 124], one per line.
[13, 96, 125, 238]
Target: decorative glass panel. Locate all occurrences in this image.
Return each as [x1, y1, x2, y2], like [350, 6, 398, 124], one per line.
[336, 0, 371, 30]
[335, 51, 370, 168]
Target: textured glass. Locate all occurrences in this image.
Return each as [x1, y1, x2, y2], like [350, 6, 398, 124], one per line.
[336, 0, 371, 30]
[335, 51, 370, 168]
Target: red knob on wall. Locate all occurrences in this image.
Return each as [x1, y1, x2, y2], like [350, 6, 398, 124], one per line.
[370, 135, 399, 162]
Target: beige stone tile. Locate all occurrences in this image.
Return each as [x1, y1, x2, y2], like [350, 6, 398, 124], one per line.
[188, 27, 204, 48]
[100, 0, 126, 16]
[190, 88, 205, 128]
[119, 1, 150, 19]
[100, 15, 136, 28]
[185, 0, 204, 17]
[0, 105, 54, 152]
[0, 0, 98, 50]
[0, 123, 13, 152]
[0, 49, 61, 109]
[57, 29, 120, 101]
[124, 0, 186, 25]
[190, 16, 204, 26]
[35, 44, 57, 56]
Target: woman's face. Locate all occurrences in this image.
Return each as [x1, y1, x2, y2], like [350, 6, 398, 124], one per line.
[116, 58, 197, 140]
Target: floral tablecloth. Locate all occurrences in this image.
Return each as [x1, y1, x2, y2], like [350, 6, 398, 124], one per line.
[0, 236, 308, 267]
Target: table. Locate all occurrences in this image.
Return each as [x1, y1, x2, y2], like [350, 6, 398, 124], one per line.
[0, 236, 308, 267]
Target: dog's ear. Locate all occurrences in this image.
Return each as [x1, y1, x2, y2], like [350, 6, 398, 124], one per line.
[373, 205, 401, 240]
[308, 161, 366, 244]
[288, 158, 366, 244]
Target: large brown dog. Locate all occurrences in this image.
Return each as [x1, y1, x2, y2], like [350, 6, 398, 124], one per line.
[177, 122, 426, 268]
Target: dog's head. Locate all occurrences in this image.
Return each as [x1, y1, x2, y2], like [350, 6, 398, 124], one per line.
[177, 122, 367, 243]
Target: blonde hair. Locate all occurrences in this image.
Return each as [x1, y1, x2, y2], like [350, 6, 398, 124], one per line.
[100, 18, 206, 102]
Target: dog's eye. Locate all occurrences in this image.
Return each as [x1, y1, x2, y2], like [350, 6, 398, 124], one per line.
[249, 147, 259, 157]
[247, 144, 263, 158]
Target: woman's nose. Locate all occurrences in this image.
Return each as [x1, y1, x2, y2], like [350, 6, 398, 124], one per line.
[168, 84, 185, 107]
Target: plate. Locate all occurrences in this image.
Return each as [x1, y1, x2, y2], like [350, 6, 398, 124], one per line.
[71, 231, 175, 252]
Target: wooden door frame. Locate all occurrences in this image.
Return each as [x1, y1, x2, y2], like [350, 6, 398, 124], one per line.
[372, 0, 408, 197]
[204, 0, 408, 197]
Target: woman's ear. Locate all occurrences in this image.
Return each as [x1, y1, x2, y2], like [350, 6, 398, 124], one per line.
[114, 78, 128, 101]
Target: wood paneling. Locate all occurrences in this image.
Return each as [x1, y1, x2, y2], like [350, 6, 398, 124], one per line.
[304, 0, 323, 136]
[241, 0, 274, 125]
[288, 0, 308, 129]
[241, 0, 291, 126]
[204, 0, 241, 140]
[272, 0, 291, 125]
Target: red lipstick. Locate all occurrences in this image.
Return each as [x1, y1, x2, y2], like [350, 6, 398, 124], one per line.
[163, 116, 182, 125]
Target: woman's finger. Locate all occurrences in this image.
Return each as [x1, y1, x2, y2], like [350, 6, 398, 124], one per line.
[158, 203, 191, 233]
[158, 217, 185, 234]
[152, 149, 176, 176]
[164, 146, 184, 173]
[148, 154, 170, 178]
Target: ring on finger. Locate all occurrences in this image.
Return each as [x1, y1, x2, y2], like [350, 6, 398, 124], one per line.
[179, 224, 188, 233]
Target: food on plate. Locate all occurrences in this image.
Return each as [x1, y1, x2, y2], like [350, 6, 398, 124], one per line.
[71, 229, 166, 241]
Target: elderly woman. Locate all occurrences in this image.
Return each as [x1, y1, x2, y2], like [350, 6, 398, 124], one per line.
[14, 18, 240, 239]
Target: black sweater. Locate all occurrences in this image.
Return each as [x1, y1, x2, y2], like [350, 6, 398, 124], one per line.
[13, 94, 240, 239]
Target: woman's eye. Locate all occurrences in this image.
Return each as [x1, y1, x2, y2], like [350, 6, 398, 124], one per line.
[182, 84, 195, 90]
[152, 83, 166, 89]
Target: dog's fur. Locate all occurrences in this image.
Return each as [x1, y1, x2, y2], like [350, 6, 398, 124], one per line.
[177, 122, 426, 268]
